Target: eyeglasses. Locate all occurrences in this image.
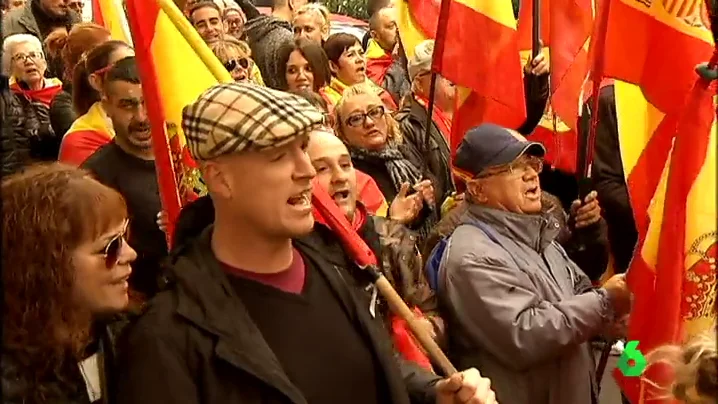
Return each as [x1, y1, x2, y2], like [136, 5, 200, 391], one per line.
[11, 52, 43, 63]
[103, 219, 129, 268]
[224, 57, 250, 72]
[475, 155, 544, 178]
[344, 105, 385, 128]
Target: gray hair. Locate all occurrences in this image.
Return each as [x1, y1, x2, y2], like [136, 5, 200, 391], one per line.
[2, 34, 44, 76]
[407, 39, 434, 81]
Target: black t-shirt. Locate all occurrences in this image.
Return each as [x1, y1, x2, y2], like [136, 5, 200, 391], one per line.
[224, 253, 391, 404]
[82, 142, 168, 296]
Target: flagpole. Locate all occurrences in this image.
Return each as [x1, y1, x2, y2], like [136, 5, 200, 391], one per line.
[532, 0, 541, 58]
[156, 0, 233, 83]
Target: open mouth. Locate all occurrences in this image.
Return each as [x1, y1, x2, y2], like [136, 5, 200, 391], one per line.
[525, 184, 540, 199]
[332, 189, 351, 204]
[236, 74, 248, 82]
[287, 189, 312, 210]
[24, 68, 39, 75]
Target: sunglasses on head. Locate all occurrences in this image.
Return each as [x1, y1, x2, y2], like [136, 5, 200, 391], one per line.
[103, 219, 129, 268]
[224, 57, 250, 72]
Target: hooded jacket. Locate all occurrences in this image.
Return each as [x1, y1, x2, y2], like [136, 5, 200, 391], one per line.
[235, 0, 293, 90]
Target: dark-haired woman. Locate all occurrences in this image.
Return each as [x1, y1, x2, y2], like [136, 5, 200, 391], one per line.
[1, 163, 138, 404]
[58, 40, 134, 166]
[321, 33, 397, 112]
[277, 37, 331, 94]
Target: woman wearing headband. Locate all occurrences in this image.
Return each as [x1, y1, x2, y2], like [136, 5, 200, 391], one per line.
[58, 40, 134, 166]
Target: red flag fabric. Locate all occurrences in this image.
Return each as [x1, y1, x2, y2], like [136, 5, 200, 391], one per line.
[589, 0, 716, 401]
[433, 0, 526, 153]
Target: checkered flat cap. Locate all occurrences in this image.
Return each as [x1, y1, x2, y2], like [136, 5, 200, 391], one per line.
[182, 83, 325, 161]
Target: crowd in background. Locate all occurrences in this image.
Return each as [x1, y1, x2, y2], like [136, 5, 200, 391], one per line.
[1, 1, 716, 404]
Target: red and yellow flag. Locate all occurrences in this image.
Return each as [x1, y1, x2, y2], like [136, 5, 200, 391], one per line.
[91, 0, 133, 44]
[435, 0, 526, 153]
[590, 0, 716, 401]
[125, 0, 232, 245]
[516, 0, 593, 174]
[397, 0, 526, 154]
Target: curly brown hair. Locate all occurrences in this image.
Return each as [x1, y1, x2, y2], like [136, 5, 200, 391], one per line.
[44, 23, 111, 83]
[2, 163, 128, 400]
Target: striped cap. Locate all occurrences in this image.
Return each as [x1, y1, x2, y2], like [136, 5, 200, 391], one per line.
[182, 83, 325, 161]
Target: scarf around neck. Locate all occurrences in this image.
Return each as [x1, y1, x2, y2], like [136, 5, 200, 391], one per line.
[10, 77, 63, 106]
[347, 144, 422, 194]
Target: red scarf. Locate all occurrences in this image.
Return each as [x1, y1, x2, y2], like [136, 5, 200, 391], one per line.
[10, 78, 63, 107]
[414, 94, 452, 140]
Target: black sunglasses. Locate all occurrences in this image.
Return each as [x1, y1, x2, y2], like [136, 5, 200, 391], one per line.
[103, 220, 129, 268]
[224, 58, 250, 72]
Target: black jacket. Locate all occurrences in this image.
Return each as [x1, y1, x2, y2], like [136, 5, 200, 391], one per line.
[2, 90, 60, 175]
[49, 86, 76, 138]
[115, 226, 441, 404]
[585, 85, 638, 273]
[2, 317, 130, 404]
[396, 97, 455, 205]
[517, 71, 550, 136]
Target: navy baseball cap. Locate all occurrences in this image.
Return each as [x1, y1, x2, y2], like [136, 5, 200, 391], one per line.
[454, 123, 546, 178]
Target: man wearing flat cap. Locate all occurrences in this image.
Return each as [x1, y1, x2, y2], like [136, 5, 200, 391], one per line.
[435, 123, 632, 404]
[116, 83, 498, 404]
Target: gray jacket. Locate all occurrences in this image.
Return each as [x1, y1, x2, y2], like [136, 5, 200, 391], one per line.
[2, 1, 80, 40]
[438, 203, 613, 404]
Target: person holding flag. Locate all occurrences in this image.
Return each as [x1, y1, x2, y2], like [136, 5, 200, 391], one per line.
[116, 82, 498, 404]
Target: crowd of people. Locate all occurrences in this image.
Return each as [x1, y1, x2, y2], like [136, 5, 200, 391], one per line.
[1, 1, 716, 404]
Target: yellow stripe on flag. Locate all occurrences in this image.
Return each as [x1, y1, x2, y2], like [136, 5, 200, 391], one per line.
[458, 0, 518, 29]
[396, 0, 429, 60]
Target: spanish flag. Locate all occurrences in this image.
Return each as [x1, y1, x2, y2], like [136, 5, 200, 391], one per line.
[92, 0, 133, 44]
[516, 0, 593, 174]
[397, 0, 525, 154]
[435, 0, 526, 153]
[125, 0, 233, 245]
[590, 0, 716, 401]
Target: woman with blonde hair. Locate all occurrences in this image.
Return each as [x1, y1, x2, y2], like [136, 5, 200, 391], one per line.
[208, 36, 263, 85]
[643, 330, 717, 404]
[293, 3, 330, 44]
[334, 83, 438, 241]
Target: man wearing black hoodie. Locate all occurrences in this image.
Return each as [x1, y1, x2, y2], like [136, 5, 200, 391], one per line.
[234, 0, 312, 89]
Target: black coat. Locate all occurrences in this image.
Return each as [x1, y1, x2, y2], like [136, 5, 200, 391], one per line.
[1, 318, 130, 404]
[1, 90, 60, 175]
[396, 97, 455, 205]
[584, 85, 638, 273]
[50, 87, 76, 138]
[115, 226, 441, 404]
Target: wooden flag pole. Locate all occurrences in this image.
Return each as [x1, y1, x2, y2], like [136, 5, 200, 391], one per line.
[312, 187, 458, 376]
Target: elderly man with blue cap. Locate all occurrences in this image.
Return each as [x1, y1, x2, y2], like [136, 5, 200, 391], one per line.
[436, 123, 632, 404]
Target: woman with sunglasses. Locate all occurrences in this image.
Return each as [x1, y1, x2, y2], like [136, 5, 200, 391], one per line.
[209, 37, 264, 85]
[2, 163, 137, 404]
[334, 83, 438, 243]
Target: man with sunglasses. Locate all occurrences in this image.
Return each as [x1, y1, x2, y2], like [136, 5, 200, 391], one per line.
[116, 83, 498, 404]
[435, 123, 632, 404]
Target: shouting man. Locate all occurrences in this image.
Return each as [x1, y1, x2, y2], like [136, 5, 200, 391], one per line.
[116, 83, 497, 404]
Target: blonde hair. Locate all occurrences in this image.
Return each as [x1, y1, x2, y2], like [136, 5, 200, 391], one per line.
[334, 83, 402, 145]
[295, 3, 331, 31]
[643, 330, 718, 404]
[209, 36, 252, 62]
[2, 33, 44, 76]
